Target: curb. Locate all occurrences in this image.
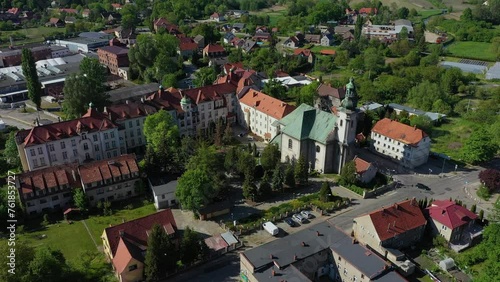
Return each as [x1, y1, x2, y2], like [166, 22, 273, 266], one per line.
[1, 115, 33, 127]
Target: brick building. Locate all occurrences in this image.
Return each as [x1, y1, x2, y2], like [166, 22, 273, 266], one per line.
[97, 45, 130, 76]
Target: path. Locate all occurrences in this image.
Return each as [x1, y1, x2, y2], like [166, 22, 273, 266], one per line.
[81, 219, 99, 249]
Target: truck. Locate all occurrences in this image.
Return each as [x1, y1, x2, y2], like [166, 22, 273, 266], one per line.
[262, 221, 279, 236]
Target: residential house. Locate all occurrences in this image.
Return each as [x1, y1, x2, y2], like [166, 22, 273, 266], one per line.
[226, 10, 248, 18]
[353, 199, 426, 264]
[114, 27, 137, 46]
[101, 12, 122, 24]
[205, 232, 240, 256]
[293, 48, 314, 64]
[103, 100, 157, 153]
[149, 177, 178, 210]
[426, 200, 483, 252]
[359, 7, 378, 16]
[153, 18, 182, 36]
[252, 33, 272, 42]
[363, 19, 414, 42]
[304, 34, 321, 44]
[64, 16, 76, 24]
[241, 40, 258, 53]
[111, 3, 122, 10]
[371, 118, 430, 169]
[237, 88, 295, 141]
[315, 83, 346, 111]
[16, 163, 80, 215]
[283, 36, 301, 48]
[387, 103, 445, 123]
[102, 209, 178, 282]
[7, 7, 21, 16]
[177, 41, 199, 58]
[58, 8, 78, 14]
[335, 26, 355, 42]
[354, 156, 377, 183]
[320, 49, 336, 56]
[193, 34, 205, 49]
[203, 43, 226, 58]
[232, 23, 245, 33]
[82, 9, 90, 18]
[255, 26, 268, 33]
[321, 34, 334, 46]
[210, 12, 225, 22]
[223, 32, 236, 44]
[15, 106, 121, 172]
[97, 45, 130, 76]
[78, 154, 140, 206]
[240, 221, 407, 282]
[46, 17, 64, 27]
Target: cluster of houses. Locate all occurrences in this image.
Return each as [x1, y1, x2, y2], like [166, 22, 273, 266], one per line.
[241, 198, 483, 281]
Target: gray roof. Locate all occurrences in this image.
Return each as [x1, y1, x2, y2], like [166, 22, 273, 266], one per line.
[486, 62, 500, 80]
[108, 83, 160, 103]
[394, 19, 412, 27]
[149, 178, 177, 195]
[439, 61, 487, 74]
[359, 102, 384, 112]
[242, 222, 407, 282]
[78, 32, 114, 40]
[232, 23, 245, 30]
[387, 103, 445, 121]
[57, 36, 111, 45]
[221, 231, 239, 245]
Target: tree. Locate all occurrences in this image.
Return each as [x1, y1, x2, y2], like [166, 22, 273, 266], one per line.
[27, 247, 69, 282]
[260, 144, 280, 171]
[294, 154, 308, 185]
[271, 164, 284, 192]
[284, 163, 295, 188]
[263, 78, 287, 99]
[0, 243, 35, 282]
[319, 181, 330, 202]
[479, 169, 500, 192]
[21, 48, 42, 108]
[258, 172, 272, 199]
[180, 227, 201, 265]
[120, 4, 140, 30]
[143, 110, 180, 171]
[144, 224, 176, 281]
[62, 74, 108, 119]
[339, 161, 357, 186]
[4, 131, 21, 168]
[224, 146, 239, 174]
[194, 66, 217, 87]
[461, 129, 498, 164]
[190, 24, 219, 44]
[237, 151, 256, 179]
[242, 176, 257, 201]
[397, 7, 409, 19]
[410, 115, 434, 133]
[72, 188, 89, 213]
[223, 122, 233, 145]
[176, 168, 214, 212]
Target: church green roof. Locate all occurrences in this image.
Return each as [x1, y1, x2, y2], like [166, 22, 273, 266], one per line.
[279, 104, 337, 144]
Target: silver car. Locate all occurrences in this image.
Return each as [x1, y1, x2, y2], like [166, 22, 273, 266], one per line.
[292, 213, 306, 223]
[300, 210, 313, 219]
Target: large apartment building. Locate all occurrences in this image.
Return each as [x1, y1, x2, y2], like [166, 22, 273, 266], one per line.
[97, 45, 129, 76]
[370, 118, 430, 169]
[16, 106, 121, 172]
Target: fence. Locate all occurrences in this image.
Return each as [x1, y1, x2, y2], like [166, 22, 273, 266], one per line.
[362, 182, 396, 199]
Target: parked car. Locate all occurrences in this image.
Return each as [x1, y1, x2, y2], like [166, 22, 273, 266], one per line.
[292, 213, 306, 223]
[247, 136, 254, 141]
[284, 218, 295, 227]
[416, 183, 431, 191]
[263, 221, 279, 236]
[300, 210, 313, 219]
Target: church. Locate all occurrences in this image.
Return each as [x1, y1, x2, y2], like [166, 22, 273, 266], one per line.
[273, 78, 359, 174]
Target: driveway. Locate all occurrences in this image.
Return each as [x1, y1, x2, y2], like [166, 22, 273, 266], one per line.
[171, 209, 225, 238]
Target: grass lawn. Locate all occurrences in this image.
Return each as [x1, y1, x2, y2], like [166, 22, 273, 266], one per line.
[419, 9, 443, 19]
[447, 41, 496, 62]
[310, 45, 338, 54]
[430, 117, 476, 160]
[251, 7, 287, 26]
[0, 26, 66, 47]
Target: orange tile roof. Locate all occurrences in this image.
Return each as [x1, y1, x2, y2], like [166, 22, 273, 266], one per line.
[372, 118, 428, 146]
[359, 7, 377, 14]
[293, 48, 312, 57]
[203, 43, 225, 53]
[78, 154, 138, 186]
[354, 156, 372, 175]
[18, 163, 80, 198]
[366, 199, 426, 241]
[320, 49, 336, 55]
[239, 89, 296, 120]
[112, 237, 145, 274]
[179, 42, 199, 51]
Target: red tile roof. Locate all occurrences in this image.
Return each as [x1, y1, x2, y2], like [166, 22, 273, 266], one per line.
[104, 209, 177, 257]
[359, 7, 378, 14]
[179, 42, 199, 51]
[204, 234, 229, 252]
[203, 43, 225, 53]
[105, 101, 157, 122]
[49, 17, 61, 24]
[17, 163, 80, 198]
[112, 237, 145, 274]
[7, 7, 20, 14]
[181, 83, 236, 104]
[16, 108, 117, 147]
[372, 118, 428, 146]
[78, 154, 138, 186]
[239, 89, 296, 120]
[354, 156, 372, 175]
[111, 3, 122, 8]
[59, 8, 77, 14]
[320, 49, 336, 56]
[427, 200, 478, 229]
[293, 48, 312, 57]
[367, 199, 426, 241]
[316, 83, 345, 99]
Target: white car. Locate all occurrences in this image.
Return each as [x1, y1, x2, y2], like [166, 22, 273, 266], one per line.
[292, 213, 306, 223]
[300, 210, 313, 219]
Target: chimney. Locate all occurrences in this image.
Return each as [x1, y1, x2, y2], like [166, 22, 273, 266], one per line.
[301, 241, 306, 247]
[294, 254, 298, 261]
[316, 231, 320, 236]
[395, 203, 399, 210]
[119, 230, 124, 237]
[126, 100, 129, 104]
[271, 270, 275, 276]
[387, 223, 390, 231]
[414, 125, 417, 130]
[71, 170, 77, 181]
[352, 238, 357, 244]
[122, 218, 125, 223]
[140, 97, 145, 103]
[269, 254, 273, 259]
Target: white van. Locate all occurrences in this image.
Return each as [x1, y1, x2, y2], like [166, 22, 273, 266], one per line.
[263, 221, 279, 236]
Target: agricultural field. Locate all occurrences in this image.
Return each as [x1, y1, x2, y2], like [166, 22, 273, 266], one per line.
[447, 41, 497, 62]
[310, 45, 338, 53]
[250, 5, 287, 26]
[0, 26, 65, 47]
[350, 0, 433, 10]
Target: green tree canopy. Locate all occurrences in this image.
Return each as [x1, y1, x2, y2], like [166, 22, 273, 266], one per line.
[27, 247, 69, 282]
[4, 131, 21, 168]
[176, 168, 216, 212]
[194, 66, 218, 87]
[461, 129, 498, 164]
[260, 144, 280, 172]
[339, 160, 357, 186]
[72, 188, 89, 213]
[180, 227, 202, 265]
[143, 110, 180, 153]
[21, 48, 42, 108]
[144, 224, 176, 281]
[407, 81, 449, 112]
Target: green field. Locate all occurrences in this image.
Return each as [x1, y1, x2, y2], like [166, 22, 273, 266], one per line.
[0, 26, 66, 47]
[310, 45, 339, 53]
[430, 117, 477, 160]
[419, 9, 443, 19]
[447, 41, 497, 61]
[250, 6, 287, 26]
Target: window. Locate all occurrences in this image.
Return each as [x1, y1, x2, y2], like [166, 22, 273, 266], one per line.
[38, 147, 43, 154]
[48, 144, 54, 151]
[136, 128, 141, 136]
[85, 153, 90, 159]
[316, 145, 320, 153]
[97, 188, 104, 195]
[40, 199, 47, 204]
[83, 143, 89, 150]
[33, 159, 38, 167]
[50, 154, 57, 162]
[208, 103, 212, 109]
[81, 133, 87, 140]
[136, 120, 140, 126]
[128, 264, 137, 271]
[95, 144, 99, 151]
[353, 276, 357, 282]
[105, 142, 110, 150]
[288, 139, 292, 149]
[107, 152, 111, 158]
[138, 138, 142, 144]
[131, 139, 135, 146]
[62, 152, 68, 160]
[128, 121, 132, 127]
[340, 120, 343, 127]
[60, 141, 66, 149]
[71, 139, 76, 146]
[30, 149, 36, 157]
[113, 151, 117, 157]
[343, 268, 347, 275]
[130, 130, 134, 137]
[110, 132, 115, 138]
[52, 195, 59, 201]
[93, 135, 98, 141]
[112, 141, 116, 148]
[104, 133, 108, 139]
[40, 157, 46, 166]
[63, 192, 71, 198]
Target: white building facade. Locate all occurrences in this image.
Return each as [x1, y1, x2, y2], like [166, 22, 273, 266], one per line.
[371, 118, 430, 169]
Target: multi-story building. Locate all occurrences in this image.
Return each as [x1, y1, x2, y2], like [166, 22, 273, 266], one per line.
[370, 118, 430, 169]
[315, 83, 346, 111]
[16, 163, 80, 215]
[362, 19, 413, 41]
[0, 46, 52, 67]
[97, 45, 130, 76]
[275, 79, 359, 174]
[104, 101, 157, 153]
[78, 154, 140, 206]
[240, 221, 407, 282]
[16, 106, 121, 172]
[426, 200, 483, 252]
[102, 209, 178, 282]
[353, 199, 426, 266]
[237, 88, 295, 141]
